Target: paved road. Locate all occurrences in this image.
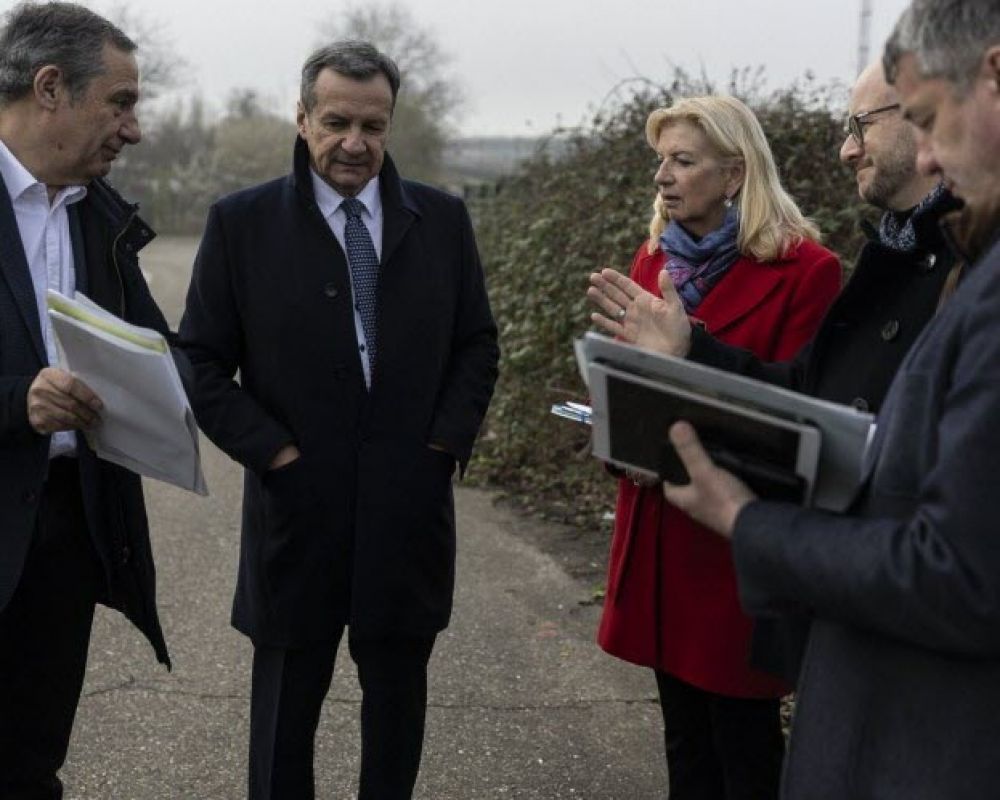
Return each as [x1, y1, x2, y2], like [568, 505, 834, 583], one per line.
[61, 236, 667, 799]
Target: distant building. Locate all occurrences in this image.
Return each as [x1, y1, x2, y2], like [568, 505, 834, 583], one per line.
[441, 135, 571, 197]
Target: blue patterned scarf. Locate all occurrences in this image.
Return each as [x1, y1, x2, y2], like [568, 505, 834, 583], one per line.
[659, 206, 741, 313]
[878, 183, 951, 252]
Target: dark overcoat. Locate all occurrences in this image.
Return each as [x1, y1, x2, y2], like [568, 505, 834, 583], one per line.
[179, 141, 499, 646]
[733, 231, 1000, 798]
[688, 207, 959, 415]
[0, 175, 171, 666]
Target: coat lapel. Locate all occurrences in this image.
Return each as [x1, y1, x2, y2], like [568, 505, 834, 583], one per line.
[378, 154, 418, 267]
[0, 173, 45, 363]
[692, 256, 785, 334]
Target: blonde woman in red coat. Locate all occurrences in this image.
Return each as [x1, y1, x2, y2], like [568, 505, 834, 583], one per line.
[594, 96, 841, 799]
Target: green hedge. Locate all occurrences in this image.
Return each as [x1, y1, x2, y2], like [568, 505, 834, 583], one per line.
[468, 74, 871, 529]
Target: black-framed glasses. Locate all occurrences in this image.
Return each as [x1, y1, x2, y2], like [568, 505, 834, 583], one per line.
[843, 103, 901, 146]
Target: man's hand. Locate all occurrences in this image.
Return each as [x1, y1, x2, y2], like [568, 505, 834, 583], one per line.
[587, 268, 692, 357]
[661, 421, 756, 539]
[268, 444, 301, 470]
[27, 367, 103, 435]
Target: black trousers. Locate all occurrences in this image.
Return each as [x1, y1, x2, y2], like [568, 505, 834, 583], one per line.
[655, 671, 785, 800]
[0, 459, 104, 800]
[249, 630, 437, 800]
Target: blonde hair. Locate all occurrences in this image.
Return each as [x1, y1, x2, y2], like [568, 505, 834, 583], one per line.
[645, 95, 820, 261]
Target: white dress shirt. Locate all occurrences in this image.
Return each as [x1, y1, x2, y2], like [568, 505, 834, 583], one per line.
[0, 138, 87, 457]
[310, 170, 383, 388]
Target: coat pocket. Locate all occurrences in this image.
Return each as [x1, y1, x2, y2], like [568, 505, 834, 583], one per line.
[259, 456, 324, 581]
[351, 440, 457, 633]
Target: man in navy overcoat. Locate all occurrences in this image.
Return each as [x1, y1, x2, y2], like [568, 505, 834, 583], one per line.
[179, 41, 499, 799]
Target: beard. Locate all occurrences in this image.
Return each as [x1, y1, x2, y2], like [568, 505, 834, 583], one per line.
[861, 151, 919, 210]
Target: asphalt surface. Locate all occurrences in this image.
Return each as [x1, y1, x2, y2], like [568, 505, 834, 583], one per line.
[60, 236, 667, 799]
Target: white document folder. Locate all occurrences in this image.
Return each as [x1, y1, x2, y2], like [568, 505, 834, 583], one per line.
[47, 290, 208, 496]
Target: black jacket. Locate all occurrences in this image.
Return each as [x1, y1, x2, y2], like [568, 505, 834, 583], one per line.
[689, 202, 959, 415]
[0, 176, 171, 667]
[687, 197, 960, 680]
[179, 142, 499, 646]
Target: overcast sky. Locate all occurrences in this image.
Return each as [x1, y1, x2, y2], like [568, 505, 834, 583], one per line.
[32, 0, 912, 135]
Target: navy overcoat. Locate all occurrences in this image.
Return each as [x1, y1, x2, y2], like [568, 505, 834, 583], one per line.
[180, 140, 499, 645]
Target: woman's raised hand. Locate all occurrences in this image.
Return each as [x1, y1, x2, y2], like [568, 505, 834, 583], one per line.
[587, 268, 693, 357]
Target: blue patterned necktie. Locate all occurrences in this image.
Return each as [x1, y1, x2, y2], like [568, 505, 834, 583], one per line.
[341, 197, 380, 370]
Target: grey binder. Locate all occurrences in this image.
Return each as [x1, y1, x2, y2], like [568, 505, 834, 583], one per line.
[577, 333, 874, 511]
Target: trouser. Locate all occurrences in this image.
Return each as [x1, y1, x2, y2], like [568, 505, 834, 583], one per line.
[655, 670, 785, 800]
[249, 630, 437, 800]
[0, 459, 103, 800]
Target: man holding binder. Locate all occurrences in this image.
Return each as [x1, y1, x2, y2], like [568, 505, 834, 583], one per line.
[0, 4, 178, 798]
[180, 41, 498, 799]
[661, 1, 1000, 797]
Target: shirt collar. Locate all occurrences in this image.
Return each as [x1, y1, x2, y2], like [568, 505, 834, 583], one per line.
[310, 169, 381, 221]
[0, 137, 87, 207]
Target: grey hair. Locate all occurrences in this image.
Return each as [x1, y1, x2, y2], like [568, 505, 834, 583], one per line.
[300, 40, 400, 113]
[0, 2, 136, 106]
[884, 0, 1000, 90]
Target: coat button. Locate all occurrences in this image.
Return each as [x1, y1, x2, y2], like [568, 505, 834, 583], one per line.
[881, 319, 900, 341]
[22, 489, 37, 504]
[919, 252, 937, 271]
[851, 397, 870, 413]
[324, 283, 339, 298]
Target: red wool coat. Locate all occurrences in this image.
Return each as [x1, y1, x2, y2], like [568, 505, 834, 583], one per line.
[597, 238, 841, 698]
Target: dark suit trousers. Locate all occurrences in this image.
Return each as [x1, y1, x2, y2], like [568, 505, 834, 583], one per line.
[249, 630, 436, 800]
[0, 459, 103, 800]
[655, 671, 784, 800]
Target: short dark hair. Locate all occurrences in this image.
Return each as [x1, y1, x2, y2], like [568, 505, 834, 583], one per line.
[300, 40, 401, 113]
[0, 2, 136, 106]
[884, 0, 1000, 90]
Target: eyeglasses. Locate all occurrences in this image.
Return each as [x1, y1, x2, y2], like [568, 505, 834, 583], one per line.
[843, 103, 901, 147]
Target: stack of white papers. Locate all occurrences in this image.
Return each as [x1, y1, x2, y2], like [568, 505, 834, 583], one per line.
[47, 290, 208, 495]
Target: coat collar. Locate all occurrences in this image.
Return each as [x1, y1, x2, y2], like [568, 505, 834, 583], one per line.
[0, 168, 153, 363]
[290, 137, 419, 266]
[84, 176, 156, 253]
[860, 189, 963, 262]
